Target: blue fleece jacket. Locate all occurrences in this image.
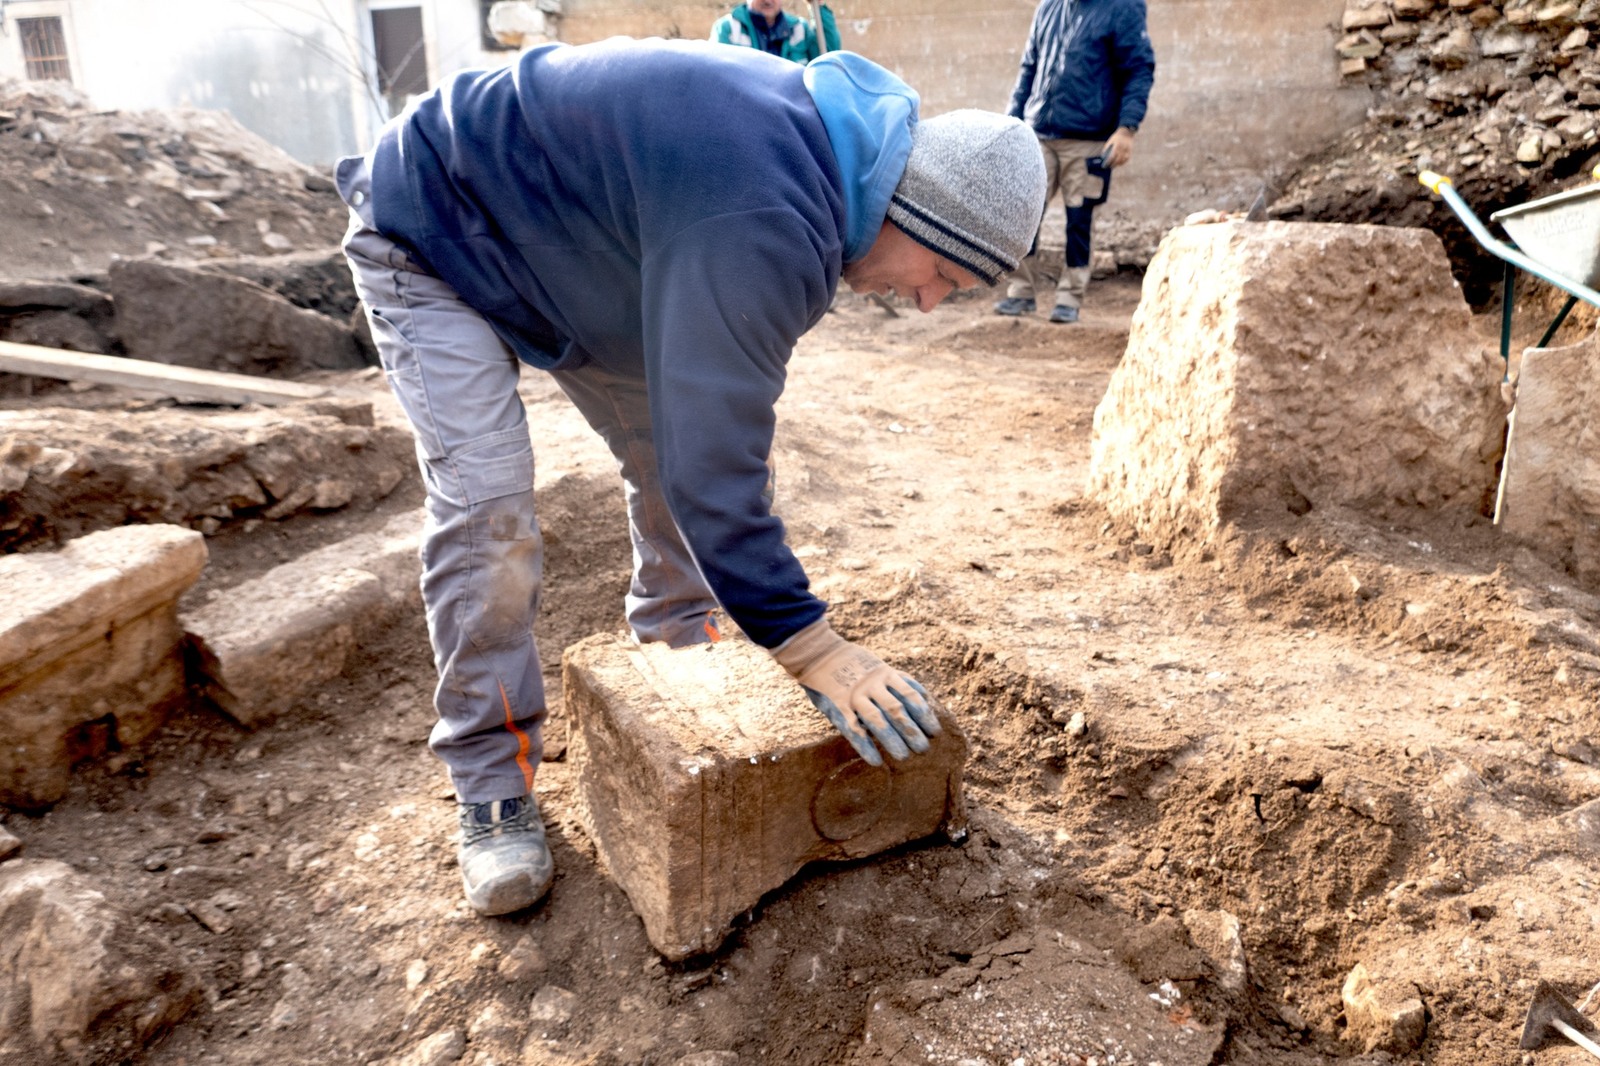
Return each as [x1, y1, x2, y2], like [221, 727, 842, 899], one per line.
[365, 38, 916, 649]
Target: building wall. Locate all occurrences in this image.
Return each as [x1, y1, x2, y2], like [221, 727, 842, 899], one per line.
[0, 0, 1370, 223]
[0, 0, 513, 164]
[560, 0, 1373, 225]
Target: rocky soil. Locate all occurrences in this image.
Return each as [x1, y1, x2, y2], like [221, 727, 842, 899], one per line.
[9, 42, 1600, 1064]
[6, 272, 1600, 1065]
[0, 78, 347, 283]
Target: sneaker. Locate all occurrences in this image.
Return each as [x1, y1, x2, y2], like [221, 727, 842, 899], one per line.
[1048, 305, 1080, 324]
[458, 795, 553, 916]
[993, 297, 1036, 316]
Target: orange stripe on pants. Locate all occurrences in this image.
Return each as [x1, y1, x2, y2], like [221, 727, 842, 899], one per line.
[499, 681, 535, 792]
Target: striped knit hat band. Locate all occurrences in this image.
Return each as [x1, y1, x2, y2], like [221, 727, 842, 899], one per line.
[886, 110, 1049, 287]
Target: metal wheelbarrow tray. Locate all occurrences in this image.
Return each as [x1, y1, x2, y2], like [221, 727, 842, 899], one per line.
[1420, 169, 1600, 371]
[1491, 182, 1600, 289]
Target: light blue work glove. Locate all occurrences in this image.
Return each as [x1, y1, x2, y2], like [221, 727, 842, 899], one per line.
[772, 618, 942, 766]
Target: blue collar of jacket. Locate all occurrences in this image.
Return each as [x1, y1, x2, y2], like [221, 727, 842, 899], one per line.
[802, 52, 918, 263]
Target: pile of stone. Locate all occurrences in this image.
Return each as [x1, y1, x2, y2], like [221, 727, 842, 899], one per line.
[0, 78, 347, 281]
[0, 398, 414, 553]
[1272, 0, 1600, 298]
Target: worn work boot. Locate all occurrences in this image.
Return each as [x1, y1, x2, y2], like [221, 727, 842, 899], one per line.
[458, 795, 553, 916]
[993, 296, 1036, 316]
[1048, 304, 1080, 324]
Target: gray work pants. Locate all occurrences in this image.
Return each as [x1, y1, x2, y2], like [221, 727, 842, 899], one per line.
[336, 157, 717, 803]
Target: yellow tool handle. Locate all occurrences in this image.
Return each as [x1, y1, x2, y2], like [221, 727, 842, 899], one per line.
[1418, 170, 1452, 194]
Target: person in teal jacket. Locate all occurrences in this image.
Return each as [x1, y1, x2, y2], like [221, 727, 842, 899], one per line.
[711, 0, 840, 63]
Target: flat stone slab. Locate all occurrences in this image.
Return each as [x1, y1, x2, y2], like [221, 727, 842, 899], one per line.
[1497, 332, 1600, 584]
[109, 257, 365, 376]
[564, 634, 967, 961]
[1088, 221, 1505, 543]
[184, 510, 424, 726]
[0, 524, 206, 809]
[0, 398, 412, 552]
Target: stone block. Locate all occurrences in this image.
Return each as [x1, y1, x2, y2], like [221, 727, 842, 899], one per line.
[1087, 222, 1504, 546]
[0, 525, 206, 809]
[1497, 333, 1600, 584]
[1342, 962, 1426, 1054]
[0, 401, 412, 552]
[109, 258, 364, 376]
[0, 859, 200, 1061]
[184, 511, 423, 726]
[1344, 1, 1394, 30]
[564, 634, 967, 960]
[0, 279, 116, 360]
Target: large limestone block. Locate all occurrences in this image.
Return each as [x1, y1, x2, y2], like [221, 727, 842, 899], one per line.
[0, 524, 206, 809]
[184, 511, 424, 725]
[1496, 332, 1600, 584]
[1088, 222, 1504, 544]
[564, 634, 967, 960]
[0, 859, 200, 1062]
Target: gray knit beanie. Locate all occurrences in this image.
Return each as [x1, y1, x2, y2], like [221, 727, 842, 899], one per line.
[885, 110, 1048, 286]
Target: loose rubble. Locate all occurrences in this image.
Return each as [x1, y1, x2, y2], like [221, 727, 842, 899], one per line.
[0, 78, 346, 282]
[1275, 0, 1600, 299]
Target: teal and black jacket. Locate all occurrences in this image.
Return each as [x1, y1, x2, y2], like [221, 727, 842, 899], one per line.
[710, 4, 841, 64]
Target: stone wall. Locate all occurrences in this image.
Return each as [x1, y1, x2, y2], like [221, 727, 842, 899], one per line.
[1273, 0, 1600, 299]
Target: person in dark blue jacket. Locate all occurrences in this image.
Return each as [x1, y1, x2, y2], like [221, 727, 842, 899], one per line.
[336, 37, 1047, 917]
[995, 0, 1155, 324]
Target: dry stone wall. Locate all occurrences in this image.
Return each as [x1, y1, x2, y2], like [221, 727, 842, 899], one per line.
[1274, 0, 1600, 298]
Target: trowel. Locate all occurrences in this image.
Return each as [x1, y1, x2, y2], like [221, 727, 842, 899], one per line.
[1519, 981, 1600, 1060]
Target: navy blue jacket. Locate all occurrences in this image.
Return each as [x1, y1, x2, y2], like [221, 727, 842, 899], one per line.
[362, 39, 916, 648]
[1007, 0, 1155, 141]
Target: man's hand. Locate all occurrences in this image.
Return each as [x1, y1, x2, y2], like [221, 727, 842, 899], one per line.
[771, 618, 941, 767]
[1104, 127, 1136, 169]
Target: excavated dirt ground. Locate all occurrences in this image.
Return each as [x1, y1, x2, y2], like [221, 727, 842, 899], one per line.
[11, 273, 1600, 1066]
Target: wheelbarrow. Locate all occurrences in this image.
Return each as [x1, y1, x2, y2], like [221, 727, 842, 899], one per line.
[1418, 168, 1600, 526]
[1419, 168, 1600, 379]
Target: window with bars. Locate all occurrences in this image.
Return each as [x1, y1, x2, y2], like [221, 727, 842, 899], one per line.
[19, 17, 72, 83]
